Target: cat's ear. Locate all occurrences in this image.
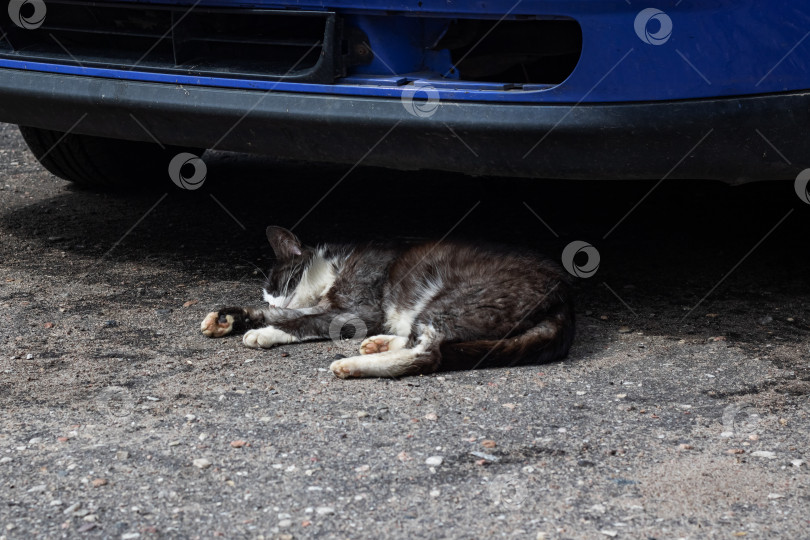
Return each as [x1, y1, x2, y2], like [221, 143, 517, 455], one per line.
[266, 226, 303, 260]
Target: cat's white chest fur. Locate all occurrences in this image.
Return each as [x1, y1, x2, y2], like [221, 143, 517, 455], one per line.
[288, 251, 337, 308]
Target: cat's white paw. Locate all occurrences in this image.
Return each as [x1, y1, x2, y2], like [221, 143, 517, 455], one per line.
[243, 327, 297, 349]
[359, 335, 408, 355]
[201, 312, 233, 338]
[330, 357, 362, 378]
[242, 330, 262, 348]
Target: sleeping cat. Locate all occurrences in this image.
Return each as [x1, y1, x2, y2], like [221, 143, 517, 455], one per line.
[201, 226, 574, 378]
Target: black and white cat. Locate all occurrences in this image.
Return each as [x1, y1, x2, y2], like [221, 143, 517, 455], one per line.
[201, 226, 574, 378]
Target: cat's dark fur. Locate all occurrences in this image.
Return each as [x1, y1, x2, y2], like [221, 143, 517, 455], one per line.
[201, 226, 574, 378]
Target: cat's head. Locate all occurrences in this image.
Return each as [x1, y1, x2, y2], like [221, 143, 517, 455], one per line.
[262, 226, 313, 308]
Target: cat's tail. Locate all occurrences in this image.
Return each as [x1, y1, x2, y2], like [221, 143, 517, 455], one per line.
[438, 304, 575, 370]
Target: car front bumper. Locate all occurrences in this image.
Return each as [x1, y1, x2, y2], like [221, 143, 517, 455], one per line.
[0, 67, 806, 182]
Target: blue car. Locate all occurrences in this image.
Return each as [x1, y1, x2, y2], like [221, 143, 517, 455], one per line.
[0, 0, 807, 187]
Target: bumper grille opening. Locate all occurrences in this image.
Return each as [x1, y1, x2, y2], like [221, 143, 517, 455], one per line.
[436, 19, 582, 85]
[0, 1, 369, 83]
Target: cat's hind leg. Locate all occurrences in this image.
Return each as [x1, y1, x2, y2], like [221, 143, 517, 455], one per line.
[333, 326, 439, 378]
[331, 349, 439, 378]
[359, 335, 409, 355]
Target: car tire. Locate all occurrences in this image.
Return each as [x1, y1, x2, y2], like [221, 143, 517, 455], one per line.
[18, 125, 205, 190]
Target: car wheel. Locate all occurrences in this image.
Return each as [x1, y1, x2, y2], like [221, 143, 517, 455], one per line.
[18, 125, 204, 190]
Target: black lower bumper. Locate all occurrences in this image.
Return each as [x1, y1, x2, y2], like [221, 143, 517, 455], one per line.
[0, 68, 807, 181]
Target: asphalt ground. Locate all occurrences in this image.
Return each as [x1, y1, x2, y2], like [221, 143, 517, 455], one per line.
[1, 121, 809, 539]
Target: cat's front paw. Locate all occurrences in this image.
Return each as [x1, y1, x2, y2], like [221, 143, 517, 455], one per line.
[243, 327, 298, 349]
[330, 358, 362, 379]
[201, 311, 234, 337]
[243, 329, 266, 348]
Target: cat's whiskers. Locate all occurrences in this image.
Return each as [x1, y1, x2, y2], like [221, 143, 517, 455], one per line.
[282, 259, 304, 307]
[281, 262, 295, 299]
